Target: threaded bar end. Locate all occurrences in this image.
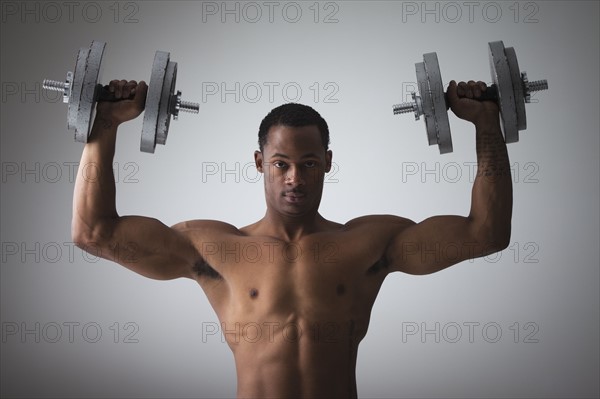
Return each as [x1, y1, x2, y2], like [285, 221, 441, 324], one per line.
[393, 102, 414, 115]
[42, 79, 67, 92]
[179, 101, 199, 114]
[528, 79, 548, 92]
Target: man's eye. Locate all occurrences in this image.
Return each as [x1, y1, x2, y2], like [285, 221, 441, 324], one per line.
[305, 161, 317, 168]
[273, 161, 287, 168]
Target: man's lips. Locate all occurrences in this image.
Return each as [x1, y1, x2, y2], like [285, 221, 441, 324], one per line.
[283, 191, 306, 202]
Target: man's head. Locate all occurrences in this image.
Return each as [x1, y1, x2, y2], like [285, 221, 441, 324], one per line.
[254, 103, 333, 218]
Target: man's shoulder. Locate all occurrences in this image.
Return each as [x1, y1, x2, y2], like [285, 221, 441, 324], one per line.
[343, 214, 416, 230]
[171, 219, 244, 236]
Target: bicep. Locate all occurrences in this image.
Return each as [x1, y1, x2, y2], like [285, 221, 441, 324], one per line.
[386, 215, 496, 275]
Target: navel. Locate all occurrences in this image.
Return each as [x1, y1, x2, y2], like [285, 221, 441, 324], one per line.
[249, 288, 259, 299]
[336, 283, 346, 296]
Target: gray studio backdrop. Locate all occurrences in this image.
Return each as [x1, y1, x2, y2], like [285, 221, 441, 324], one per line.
[1, 1, 598, 398]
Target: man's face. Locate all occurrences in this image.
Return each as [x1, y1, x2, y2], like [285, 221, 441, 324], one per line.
[255, 125, 332, 218]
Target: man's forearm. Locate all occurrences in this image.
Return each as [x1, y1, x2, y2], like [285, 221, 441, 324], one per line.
[72, 116, 120, 240]
[469, 117, 513, 248]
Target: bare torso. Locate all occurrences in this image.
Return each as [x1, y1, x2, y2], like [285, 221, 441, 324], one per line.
[181, 216, 404, 398]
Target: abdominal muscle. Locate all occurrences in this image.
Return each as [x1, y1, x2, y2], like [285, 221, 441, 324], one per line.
[226, 315, 362, 399]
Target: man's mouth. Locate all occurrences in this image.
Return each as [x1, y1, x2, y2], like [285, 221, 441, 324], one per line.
[283, 191, 306, 203]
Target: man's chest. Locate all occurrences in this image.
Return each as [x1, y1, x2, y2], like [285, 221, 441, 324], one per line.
[198, 235, 389, 321]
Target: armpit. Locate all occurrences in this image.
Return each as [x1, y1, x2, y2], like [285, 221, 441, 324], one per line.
[192, 258, 222, 280]
[366, 256, 389, 275]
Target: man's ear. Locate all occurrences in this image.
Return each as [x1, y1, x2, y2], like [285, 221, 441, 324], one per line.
[325, 150, 333, 173]
[254, 150, 264, 173]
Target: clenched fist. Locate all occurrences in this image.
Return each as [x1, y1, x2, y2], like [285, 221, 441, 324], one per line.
[95, 80, 148, 126]
[447, 80, 500, 129]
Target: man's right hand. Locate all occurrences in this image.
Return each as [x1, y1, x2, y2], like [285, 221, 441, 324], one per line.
[96, 80, 148, 126]
[447, 80, 500, 130]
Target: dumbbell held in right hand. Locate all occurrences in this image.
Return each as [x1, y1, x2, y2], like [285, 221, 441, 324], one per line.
[43, 41, 199, 153]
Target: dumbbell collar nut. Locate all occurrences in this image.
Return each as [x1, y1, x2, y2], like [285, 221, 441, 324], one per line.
[411, 92, 424, 120]
[171, 90, 182, 120]
[522, 72, 531, 103]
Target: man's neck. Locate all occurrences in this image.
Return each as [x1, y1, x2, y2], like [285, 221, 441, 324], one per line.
[259, 209, 327, 242]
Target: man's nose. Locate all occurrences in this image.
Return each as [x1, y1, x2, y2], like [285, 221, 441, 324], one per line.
[285, 166, 305, 185]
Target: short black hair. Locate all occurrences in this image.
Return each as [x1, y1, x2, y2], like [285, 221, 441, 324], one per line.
[258, 103, 330, 152]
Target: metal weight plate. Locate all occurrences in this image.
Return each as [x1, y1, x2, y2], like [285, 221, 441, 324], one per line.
[423, 52, 452, 154]
[141, 51, 170, 153]
[504, 46, 527, 131]
[75, 41, 105, 143]
[67, 47, 89, 133]
[155, 61, 177, 145]
[415, 61, 437, 146]
[489, 41, 519, 143]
